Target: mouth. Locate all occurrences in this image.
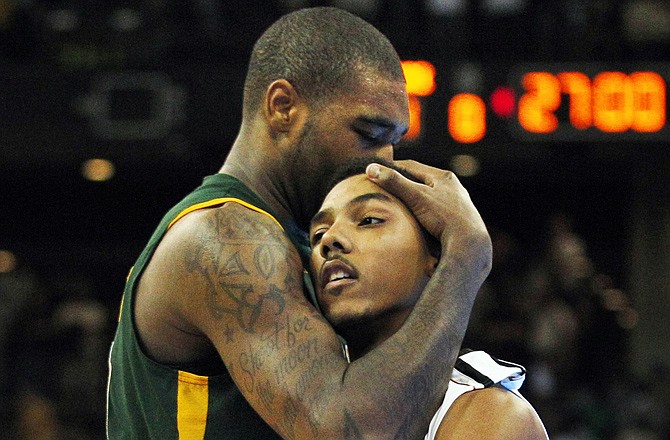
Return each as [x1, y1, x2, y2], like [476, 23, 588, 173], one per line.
[320, 258, 359, 293]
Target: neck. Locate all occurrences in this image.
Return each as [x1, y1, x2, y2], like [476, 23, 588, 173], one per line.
[219, 127, 309, 233]
[337, 310, 408, 361]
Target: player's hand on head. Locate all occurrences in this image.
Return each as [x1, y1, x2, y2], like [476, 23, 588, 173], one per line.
[366, 160, 492, 274]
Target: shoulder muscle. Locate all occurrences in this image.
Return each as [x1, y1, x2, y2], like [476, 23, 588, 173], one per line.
[435, 385, 548, 440]
[173, 202, 305, 334]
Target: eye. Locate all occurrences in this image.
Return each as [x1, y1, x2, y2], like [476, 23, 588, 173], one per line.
[355, 126, 402, 148]
[355, 127, 386, 145]
[357, 131, 380, 145]
[359, 216, 384, 226]
[310, 230, 326, 246]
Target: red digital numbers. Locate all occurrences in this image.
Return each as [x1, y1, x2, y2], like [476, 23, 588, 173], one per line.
[448, 94, 486, 144]
[400, 61, 668, 144]
[401, 60, 436, 141]
[518, 71, 667, 135]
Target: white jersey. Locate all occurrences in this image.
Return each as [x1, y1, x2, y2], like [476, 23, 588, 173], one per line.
[424, 350, 546, 440]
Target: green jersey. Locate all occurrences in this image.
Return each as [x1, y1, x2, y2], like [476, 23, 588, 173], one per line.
[107, 174, 312, 439]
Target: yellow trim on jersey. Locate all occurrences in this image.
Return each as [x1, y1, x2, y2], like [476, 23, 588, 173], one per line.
[168, 198, 284, 231]
[177, 371, 209, 440]
[116, 267, 134, 322]
[116, 295, 124, 322]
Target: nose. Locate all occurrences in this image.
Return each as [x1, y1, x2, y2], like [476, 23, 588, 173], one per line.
[318, 226, 351, 259]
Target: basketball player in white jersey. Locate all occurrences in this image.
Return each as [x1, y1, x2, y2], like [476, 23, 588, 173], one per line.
[309, 159, 549, 439]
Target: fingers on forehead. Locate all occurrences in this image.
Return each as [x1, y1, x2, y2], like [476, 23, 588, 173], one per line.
[392, 159, 460, 186]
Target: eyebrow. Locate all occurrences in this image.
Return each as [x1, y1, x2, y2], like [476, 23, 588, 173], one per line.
[311, 192, 393, 227]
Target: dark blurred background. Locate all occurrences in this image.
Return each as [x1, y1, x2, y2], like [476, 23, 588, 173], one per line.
[1, 1, 669, 439]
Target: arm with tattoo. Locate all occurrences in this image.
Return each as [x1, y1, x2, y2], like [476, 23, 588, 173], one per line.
[164, 191, 490, 440]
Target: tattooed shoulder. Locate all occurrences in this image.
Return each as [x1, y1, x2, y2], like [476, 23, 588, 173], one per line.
[182, 203, 304, 335]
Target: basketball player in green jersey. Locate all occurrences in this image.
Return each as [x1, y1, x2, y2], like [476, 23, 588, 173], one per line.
[107, 7, 492, 439]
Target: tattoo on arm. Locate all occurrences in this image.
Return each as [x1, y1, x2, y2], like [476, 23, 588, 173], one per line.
[183, 206, 299, 335]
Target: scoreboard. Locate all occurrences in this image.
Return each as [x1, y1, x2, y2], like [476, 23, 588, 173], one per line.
[1, 61, 667, 171]
[401, 61, 669, 145]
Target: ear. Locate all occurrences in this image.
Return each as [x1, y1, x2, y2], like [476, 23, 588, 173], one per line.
[264, 79, 300, 133]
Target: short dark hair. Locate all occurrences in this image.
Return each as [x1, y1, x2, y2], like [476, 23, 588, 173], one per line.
[321, 158, 441, 259]
[242, 7, 404, 117]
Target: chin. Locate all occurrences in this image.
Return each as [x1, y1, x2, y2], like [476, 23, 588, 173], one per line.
[322, 304, 371, 331]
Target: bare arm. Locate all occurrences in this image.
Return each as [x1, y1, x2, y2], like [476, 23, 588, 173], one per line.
[435, 386, 549, 440]
[151, 164, 491, 439]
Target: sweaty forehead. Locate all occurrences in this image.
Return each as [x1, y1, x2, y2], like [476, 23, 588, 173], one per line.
[353, 78, 407, 108]
[334, 75, 409, 121]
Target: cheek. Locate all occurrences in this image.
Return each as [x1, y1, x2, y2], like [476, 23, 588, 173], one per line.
[309, 253, 320, 272]
[374, 256, 417, 287]
[309, 254, 323, 290]
[362, 240, 426, 293]
[326, 134, 359, 159]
